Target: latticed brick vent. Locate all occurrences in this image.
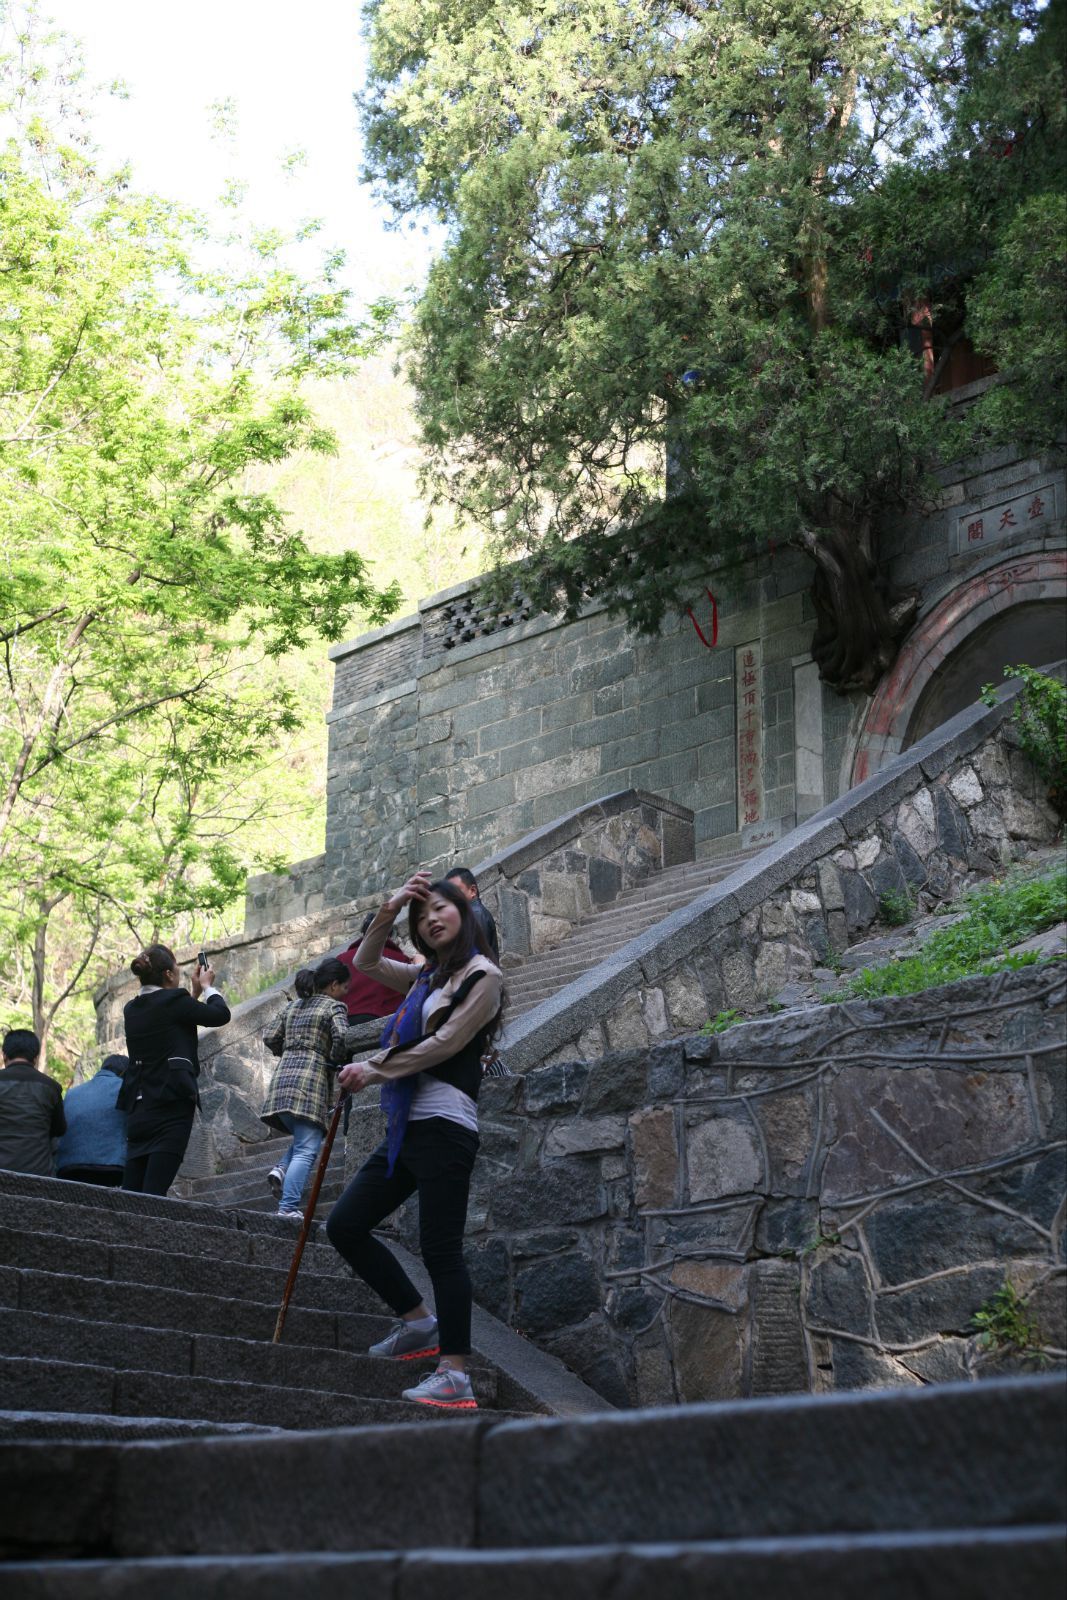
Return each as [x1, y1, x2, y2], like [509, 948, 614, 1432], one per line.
[423, 585, 542, 655]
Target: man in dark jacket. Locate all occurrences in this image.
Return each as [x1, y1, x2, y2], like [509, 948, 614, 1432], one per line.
[445, 867, 500, 962]
[0, 1029, 66, 1177]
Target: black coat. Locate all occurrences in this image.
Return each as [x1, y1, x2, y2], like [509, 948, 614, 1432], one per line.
[120, 987, 230, 1112]
[471, 898, 500, 962]
[0, 1061, 66, 1177]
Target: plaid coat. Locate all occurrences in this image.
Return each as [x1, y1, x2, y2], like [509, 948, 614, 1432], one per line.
[260, 994, 349, 1133]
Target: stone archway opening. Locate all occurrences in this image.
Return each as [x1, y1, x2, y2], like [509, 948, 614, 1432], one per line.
[851, 550, 1067, 784]
[905, 598, 1067, 747]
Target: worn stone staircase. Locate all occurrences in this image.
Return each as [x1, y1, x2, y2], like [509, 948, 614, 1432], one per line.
[0, 1169, 601, 1440]
[0, 1371, 1062, 1595]
[505, 850, 752, 1017]
[174, 1130, 347, 1215]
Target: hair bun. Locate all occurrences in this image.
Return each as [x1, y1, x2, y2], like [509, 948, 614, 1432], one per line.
[130, 953, 152, 979]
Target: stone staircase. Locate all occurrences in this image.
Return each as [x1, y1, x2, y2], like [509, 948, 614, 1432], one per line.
[173, 1130, 347, 1214]
[0, 1371, 1062, 1595]
[0, 1169, 601, 1440]
[505, 850, 752, 1017]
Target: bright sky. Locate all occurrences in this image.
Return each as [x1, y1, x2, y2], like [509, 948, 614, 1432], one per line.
[40, 0, 435, 302]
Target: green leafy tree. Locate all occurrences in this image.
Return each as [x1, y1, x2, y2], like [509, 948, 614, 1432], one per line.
[360, 0, 1065, 691]
[0, 5, 402, 1072]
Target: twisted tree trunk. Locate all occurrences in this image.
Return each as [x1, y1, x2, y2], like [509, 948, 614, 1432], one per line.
[793, 522, 918, 695]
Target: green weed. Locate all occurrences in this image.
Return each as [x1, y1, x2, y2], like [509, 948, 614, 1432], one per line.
[700, 1008, 743, 1036]
[878, 887, 915, 926]
[970, 1280, 1043, 1357]
[982, 665, 1066, 817]
[825, 864, 1066, 1002]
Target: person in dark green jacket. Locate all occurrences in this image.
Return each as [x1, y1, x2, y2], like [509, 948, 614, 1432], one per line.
[0, 1029, 65, 1177]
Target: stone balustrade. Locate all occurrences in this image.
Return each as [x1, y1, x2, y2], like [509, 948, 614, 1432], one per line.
[476, 789, 695, 961]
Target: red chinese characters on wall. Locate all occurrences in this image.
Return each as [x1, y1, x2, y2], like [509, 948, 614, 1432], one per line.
[955, 484, 1056, 554]
[735, 643, 764, 829]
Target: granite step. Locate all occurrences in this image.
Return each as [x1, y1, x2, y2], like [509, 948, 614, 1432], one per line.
[0, 1191, 345, 1277]
[0, 1376, 1060, 1560]
[181, 1140, 347, 1193]
[0, 1355, 515, 1432]
[0, 1308, 500, 1406]
[0, 1226, 385, 1317]
[496, 849, 756, 1014]
[0, 1167, 340, 1244]
[0, 1411, 278, 1442]
[1, 1263, 390, 1351]
[178, 1171, 345, 1209]
[1, 1528, 1062, 1600]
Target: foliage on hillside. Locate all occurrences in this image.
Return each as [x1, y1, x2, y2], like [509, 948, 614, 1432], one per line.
[0, 5, 481, 1077]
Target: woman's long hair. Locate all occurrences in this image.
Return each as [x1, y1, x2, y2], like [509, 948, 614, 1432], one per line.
[410, 880, 505, 1035]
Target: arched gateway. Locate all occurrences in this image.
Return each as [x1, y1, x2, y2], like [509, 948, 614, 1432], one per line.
[851, 550, 1067, 783]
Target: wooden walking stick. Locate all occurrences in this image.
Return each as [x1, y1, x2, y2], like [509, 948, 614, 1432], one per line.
[272, 1090, 347, 1345]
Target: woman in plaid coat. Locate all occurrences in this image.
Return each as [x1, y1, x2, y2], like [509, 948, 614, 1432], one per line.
[261, 956, 349, 1217]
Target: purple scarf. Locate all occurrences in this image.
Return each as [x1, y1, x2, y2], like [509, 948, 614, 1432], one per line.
[379, 965, 437, 1174]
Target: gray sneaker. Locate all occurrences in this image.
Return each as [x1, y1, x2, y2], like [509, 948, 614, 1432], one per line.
[402, 1367, 477, 1409]
[368, 1319, 440, 1361]
[267, 1166, 284, 1200]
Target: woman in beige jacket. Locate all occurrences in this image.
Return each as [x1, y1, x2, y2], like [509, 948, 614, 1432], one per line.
[326, 871, 502, 1410]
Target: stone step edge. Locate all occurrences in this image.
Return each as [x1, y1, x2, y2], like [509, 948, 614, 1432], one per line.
[0, 1378, 1061, 1562]
[2, 1524, 1062, 1588]
[179, 1171, 347, 1196]
[0, 1354, 522, 1427]
[0, 1303, 503, 1390]
[2, 1248, 392, 1330]
[187, 1146, 348, 1183]
[0, 1190, 348, 1273]
[0, 1410, 279, 1441]
[178, 1174, 346, 1202]
[0, 1167, 340, 1243]
[1, 1222, 368, 1296]
[2, 1259, 392, 1343]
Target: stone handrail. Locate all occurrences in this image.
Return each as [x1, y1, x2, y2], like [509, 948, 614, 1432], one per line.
[474, 789, 695, 962]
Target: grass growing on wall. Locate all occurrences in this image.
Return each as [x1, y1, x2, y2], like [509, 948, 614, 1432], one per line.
[829, 864, 1066, 1002]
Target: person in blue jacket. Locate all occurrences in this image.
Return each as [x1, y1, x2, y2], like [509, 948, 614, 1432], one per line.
[55, 1053, 130, 1187]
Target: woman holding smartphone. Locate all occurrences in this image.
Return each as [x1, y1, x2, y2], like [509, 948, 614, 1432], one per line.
[327, 870, 502, 1410]
[120, 944, 229, 1195]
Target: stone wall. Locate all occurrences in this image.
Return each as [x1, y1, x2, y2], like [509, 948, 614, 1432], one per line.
[500, 687, 1063, 1073]
[323, 445, 1064, 907]
[410, 965, 1065, 1407]
[244, 854, 327, 935]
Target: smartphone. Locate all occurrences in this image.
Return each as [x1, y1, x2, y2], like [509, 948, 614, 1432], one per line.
[197, 950, 209, 970]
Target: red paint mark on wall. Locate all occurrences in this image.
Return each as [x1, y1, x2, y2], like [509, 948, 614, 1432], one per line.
[687, 589, 718, 649]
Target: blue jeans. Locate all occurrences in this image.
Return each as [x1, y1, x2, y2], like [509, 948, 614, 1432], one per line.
[276, 1113, 324, 1213]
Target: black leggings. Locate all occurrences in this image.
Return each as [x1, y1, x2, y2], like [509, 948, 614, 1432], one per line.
[122, 1150, 185, 1196]
[326, 1117, 479, 1356]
